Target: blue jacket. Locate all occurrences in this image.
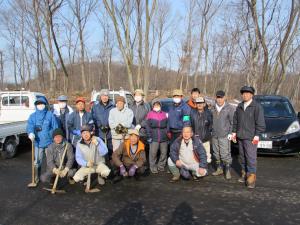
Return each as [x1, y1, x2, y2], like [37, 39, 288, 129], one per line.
[168, 101, 191, 132]
[27, 98, 58, 148]
[169, 136, 207, 168]
[67, 111, 94, 145]
[91, 101, 115, 140]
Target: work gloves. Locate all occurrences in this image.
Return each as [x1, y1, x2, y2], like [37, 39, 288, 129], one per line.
[52, 168, 60, 176]
[119, 164, 128, 177]
[72, 129, 81, 136]
[28, 133, 35, 141]
[128, 165, 138, 177]
[60, 167, 69, 178]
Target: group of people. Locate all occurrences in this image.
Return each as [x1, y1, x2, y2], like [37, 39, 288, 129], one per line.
[26, 85, 265, 191]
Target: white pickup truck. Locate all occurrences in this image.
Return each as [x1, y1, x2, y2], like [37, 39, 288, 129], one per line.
[0, 91, 47, 159]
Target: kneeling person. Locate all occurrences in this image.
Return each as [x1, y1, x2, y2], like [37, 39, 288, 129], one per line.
[41, 128, 76, 183]
[168, 126, 207, 182]
[73, 125, 111, 185]
[112, 129, 146, 178]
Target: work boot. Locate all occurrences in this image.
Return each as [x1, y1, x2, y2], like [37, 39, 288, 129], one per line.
[169, 175, 180, 183]
[238, 170, 246, 183]
[212, 163, 223, 176]
[247, 174, 256, 189]
[224, 164, 231, 180]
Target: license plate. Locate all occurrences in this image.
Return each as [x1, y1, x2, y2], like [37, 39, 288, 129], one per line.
[258, 141, 273, 149]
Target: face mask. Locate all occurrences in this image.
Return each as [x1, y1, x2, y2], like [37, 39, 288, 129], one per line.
[37, 104, 45, 111]
[173, 97, 181, 104]
[134, 96, 143, 103]
[153, 107, 161, 112]
[58, 102, 67, 109]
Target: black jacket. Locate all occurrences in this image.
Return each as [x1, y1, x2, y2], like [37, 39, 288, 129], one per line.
[233, 99, 266, 140]
[190, 109, 213, 142]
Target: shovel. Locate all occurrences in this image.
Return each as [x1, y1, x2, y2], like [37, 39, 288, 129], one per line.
[43, 144, 68, 194]
[85, 166, 100, 193]
[28, 141, 37, 188]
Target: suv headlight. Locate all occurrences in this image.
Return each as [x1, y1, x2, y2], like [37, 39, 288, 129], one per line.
[285, 121, 300, 135]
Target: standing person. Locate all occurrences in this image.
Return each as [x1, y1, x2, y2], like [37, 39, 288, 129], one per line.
[67, 97, 94, 148]
[52, 95, 73, 141]
[232, 86, 265, 188]
[211, 91, 235, 179]
[129, 89, 150, 143]
[109, 96, 134, 151]
[167, 126, 207, 182]
[190, 97, 213, 164]
[167, 89, 191, 145]
[91, 89, 115, 157]
[146, 100, 169, 174]
[40, 128, 76, 184]
[27, 97, 58, 184]
[112, 129, 147, 179]
[187, 88, 201, 109]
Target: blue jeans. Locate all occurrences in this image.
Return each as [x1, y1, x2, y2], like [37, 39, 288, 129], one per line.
[238, 139, 257, 175]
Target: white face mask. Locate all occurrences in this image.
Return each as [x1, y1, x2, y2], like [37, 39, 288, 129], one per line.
[58, 102, 67, 109]
[37, 104, 45, 111]
[173, 97, 181, 104]
[153, 107, 161, 112]
[134, 96, 143, 103]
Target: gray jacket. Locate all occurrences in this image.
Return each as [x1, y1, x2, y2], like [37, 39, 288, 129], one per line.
[46, 141, 74, 171]
[211, 103, 235, 138]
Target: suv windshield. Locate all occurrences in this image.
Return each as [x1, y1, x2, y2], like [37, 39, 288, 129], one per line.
[257, 99, 294, 118]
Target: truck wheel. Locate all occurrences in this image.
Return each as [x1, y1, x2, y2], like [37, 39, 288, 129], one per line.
[1, 138, 17, 159]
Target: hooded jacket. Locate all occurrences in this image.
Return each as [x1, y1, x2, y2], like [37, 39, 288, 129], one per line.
[27, 97, 58, 148]
[146, 110, 168, 142]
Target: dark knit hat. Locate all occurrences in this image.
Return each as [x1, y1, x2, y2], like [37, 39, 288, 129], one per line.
[52, 128, 64, 138]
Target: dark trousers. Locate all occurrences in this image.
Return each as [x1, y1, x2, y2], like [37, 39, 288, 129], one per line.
[170, 131, 181, 146]
[238, 139, 257, 175]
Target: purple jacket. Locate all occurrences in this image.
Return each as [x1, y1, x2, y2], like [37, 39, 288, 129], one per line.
[146, 110, 168, 142]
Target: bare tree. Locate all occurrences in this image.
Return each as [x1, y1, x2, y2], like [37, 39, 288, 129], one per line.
[103, 0, 136, 92]
[68, 0, 97, 92]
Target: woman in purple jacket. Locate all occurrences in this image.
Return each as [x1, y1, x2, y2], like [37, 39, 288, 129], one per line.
[146, 100, 169, 174]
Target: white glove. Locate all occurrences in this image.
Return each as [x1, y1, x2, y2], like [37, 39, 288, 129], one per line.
[28, 133, 35, 141]
[135, 124, 141, 131]
[227, 134, 233, 141]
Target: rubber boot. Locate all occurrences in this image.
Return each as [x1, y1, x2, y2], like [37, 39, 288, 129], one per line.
[224, 164, 231, 180]
[247, 173, 256, 189]
[212, 162, 223, 176]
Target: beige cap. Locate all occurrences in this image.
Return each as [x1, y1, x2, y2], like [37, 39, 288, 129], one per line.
[134, 89, 145, 96]
[128, 129, 140, 136]
[172, 89, 183, 96]
[195, 97, 205, 103]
